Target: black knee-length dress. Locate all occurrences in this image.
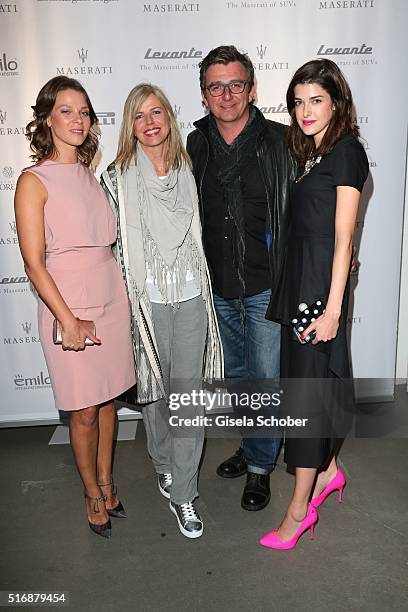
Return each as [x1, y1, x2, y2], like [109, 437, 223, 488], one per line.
[266, 135, 368, 468]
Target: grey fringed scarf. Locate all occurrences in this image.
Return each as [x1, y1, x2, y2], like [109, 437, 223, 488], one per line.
[123, 145, 207, 304]
[101, 160, 225, 401]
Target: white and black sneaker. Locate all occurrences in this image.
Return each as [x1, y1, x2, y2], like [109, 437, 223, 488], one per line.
[169, 501, 203, 539]
[158, 473, 172, 499]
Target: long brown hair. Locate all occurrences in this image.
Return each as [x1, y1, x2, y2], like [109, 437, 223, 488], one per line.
[26, 76, 99, 166]
[286, 59, 359, 164]
[113, 83, 191, 174]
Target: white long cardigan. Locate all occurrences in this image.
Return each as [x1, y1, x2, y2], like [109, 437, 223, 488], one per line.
[101, 163, 224, 404]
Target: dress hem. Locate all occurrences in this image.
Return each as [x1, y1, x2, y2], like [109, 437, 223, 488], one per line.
[56, 376, 136, 412]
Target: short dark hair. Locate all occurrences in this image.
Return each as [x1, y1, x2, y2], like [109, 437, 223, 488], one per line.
[199, 45, 255, 91]
[26, 76, 99, 166]
[286, 59, 359, 163]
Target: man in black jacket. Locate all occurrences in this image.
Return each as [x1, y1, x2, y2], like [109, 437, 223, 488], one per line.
[186, 45, 297, 511]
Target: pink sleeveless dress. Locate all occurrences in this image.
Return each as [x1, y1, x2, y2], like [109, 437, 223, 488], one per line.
[22, 160, 136, 411]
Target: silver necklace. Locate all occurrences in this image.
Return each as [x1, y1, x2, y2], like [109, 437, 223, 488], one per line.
[295, 155, 322, 183]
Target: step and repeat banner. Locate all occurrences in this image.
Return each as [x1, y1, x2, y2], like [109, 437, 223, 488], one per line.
[0, 0, 407, 425]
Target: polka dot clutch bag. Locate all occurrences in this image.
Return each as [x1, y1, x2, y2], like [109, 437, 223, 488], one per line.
[291, 300, 326, 344]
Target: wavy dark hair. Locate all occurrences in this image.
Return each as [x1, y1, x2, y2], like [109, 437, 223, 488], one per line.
[286, 59, 359, 164]
[199, 45, 255, 91]
[26, 76, 99, 166]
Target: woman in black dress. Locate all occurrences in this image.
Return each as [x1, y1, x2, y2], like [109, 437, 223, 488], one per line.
[260, 59, 368, 550]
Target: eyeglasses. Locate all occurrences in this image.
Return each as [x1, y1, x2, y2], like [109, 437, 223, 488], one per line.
[205, 80, 248, 97]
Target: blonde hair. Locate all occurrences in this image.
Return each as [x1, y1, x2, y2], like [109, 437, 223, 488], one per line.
[113, 83, 191, 173]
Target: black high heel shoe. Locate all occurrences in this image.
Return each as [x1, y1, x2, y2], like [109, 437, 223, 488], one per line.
[84, 492, 112, 539]
[98, 478, 127, 519]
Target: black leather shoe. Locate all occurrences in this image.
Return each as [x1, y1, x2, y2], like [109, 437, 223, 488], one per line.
[216, 447, 247, 478]
[241, 473, 270, 511]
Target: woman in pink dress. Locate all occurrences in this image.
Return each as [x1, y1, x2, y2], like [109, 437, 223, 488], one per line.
[14, 76, 136, 539]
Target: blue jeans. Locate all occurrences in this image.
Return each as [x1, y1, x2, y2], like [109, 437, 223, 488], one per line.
[213, 290, 282, 474]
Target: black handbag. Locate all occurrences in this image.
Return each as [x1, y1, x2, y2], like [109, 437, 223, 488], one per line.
[291, 300, 326, 344]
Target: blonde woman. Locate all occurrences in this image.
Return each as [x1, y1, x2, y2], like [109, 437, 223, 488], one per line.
[101, 84, 223, 539]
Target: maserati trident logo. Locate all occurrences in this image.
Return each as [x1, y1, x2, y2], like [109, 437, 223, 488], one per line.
[252, 45, 289, 71]
[1, 220, 18, 242]
[22, 322, 32, 335]
[0, 109, 6, 124]
[173, 104, 181, 118]
[77, 48, 88, 64]
[57, 49, 112, 77]
[256, 44, 267, 60]
[3, 321, 40, 347]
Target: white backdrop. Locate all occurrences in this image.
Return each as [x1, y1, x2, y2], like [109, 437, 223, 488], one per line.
[1, 0, 407, 425]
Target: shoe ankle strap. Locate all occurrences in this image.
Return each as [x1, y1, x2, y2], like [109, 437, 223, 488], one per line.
[97, 479, 117, 498]
[84, 492, 107, 514]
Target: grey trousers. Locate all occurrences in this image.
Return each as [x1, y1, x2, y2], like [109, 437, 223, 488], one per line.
[142, 296, 207, 504]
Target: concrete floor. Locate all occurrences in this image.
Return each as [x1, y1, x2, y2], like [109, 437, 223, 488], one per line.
[1, 393, 408, 612]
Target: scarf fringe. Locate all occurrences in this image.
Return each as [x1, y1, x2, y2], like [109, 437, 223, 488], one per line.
[143, 221, 207, 306]
[103, 164, 223, 391]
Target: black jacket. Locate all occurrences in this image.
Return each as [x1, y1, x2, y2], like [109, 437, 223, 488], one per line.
[186, 107, 298, 293]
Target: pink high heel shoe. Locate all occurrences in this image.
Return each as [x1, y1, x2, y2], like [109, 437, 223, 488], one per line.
[310, 468, 346, 509]
[259, 504, 318, 550]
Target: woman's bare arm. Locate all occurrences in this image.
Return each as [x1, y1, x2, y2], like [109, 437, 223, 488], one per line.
[303, 185, 360, 344]
[14, 172, 100, 349]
